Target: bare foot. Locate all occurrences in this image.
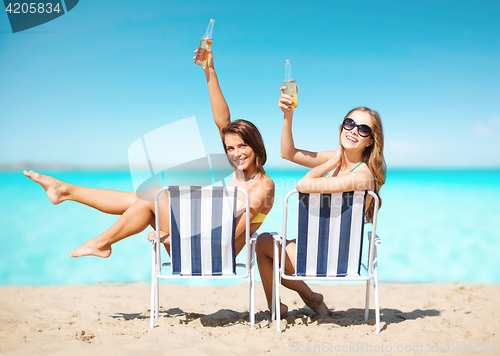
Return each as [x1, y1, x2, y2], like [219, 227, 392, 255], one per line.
[69, 239, 112, 258]
[23, 170, 69, 205]
[303, 292, 331, 317]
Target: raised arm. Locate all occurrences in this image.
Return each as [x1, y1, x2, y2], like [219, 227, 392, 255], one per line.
[279, 86, 337, 168]
[198, 46, 230, 138]
[295, 155, 373, 194]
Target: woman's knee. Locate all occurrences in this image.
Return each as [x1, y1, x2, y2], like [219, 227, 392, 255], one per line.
[255, 233, 275, 255]
[134, 196, 154, 209]
[137, 186, 166, 202]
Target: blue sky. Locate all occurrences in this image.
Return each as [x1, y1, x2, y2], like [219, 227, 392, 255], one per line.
[1, 0, 499, 169]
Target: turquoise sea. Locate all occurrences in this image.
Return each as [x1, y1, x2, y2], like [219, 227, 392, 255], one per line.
[1, 169, 499, 286]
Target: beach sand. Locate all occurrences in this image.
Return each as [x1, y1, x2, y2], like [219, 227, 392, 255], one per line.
[0, 283, 498, 355]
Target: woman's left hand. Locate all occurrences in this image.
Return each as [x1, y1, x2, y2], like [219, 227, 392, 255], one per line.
[147, 230, 170, 243]
[326, 146, 342, 170]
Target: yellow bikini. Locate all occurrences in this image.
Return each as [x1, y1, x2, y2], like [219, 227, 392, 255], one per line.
[251, 212, 267, 224]
[237, 199, 267, 224]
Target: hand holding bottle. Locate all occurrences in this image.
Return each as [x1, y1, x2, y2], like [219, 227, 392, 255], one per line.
[278, 85, 298, 113]
[194, 19, 215, 67]
[193, 45, 214, 72]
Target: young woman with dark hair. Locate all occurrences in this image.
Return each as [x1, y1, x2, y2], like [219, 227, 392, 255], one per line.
[24, 46, 274, 259]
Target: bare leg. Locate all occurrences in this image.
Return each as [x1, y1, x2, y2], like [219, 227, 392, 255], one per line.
[70, 196, 169, 258]
[23, 170, 137, 215]
[256, 233, 330, 318]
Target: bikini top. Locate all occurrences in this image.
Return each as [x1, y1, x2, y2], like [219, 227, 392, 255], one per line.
[237, 199, 267, 224]
[328, 160, 366, 177]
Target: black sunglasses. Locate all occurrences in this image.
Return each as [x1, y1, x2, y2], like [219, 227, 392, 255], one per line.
[342, 118, 372, 137]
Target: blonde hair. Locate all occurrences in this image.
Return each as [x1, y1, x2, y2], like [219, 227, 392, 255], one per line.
[340, 107, 386, 223]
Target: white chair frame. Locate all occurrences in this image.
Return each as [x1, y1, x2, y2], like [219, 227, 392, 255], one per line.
[150, 186, 256, 329]
[272, 189, 381, 333]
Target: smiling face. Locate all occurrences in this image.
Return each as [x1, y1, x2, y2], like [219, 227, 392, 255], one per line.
[224, 133, 256, 172]
[340, 110, 375, 152]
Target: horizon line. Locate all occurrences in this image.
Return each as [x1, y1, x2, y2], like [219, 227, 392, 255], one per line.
[2, 162, 499, 171]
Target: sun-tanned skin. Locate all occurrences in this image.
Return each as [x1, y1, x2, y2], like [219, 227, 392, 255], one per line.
[256, 89, 377, 319]
[256, 232, 330, 318]
[23, 170, 137, 212]
[23, 169, 145, 258]
[23, 45, 274, 261]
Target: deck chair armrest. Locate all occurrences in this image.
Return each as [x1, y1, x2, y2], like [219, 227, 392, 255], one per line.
[368, 231, 382, 245]
[268, 232, 282, 243]
[250, 232, 259, 244]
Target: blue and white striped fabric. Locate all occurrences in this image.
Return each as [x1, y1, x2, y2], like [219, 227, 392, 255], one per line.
[295, 191, 367, 277]
[168, 186, 237, 276]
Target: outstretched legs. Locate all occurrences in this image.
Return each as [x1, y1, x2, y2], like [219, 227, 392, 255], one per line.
[256, 233, 330, 318]
[23, 170, 137, 214]
[69, 195, 169, 258]
[24, 170, 170, 258]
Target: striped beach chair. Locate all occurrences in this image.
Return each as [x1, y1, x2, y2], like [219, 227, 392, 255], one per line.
[150, 186, 256, 328]
[272, 190, 382, 333]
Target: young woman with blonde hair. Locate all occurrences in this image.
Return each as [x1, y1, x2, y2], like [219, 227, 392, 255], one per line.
[256, 87, 386, 318]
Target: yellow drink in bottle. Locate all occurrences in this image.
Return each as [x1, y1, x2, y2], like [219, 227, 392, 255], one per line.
[195, 38, 213, 66]
[284, 80, 297, 108]
[195, 20, 215, 67]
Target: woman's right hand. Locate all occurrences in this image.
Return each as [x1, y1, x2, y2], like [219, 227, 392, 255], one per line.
[147, 230, 170, 243]
[278, 86, 297, 114]
[193, 45, 214, 73]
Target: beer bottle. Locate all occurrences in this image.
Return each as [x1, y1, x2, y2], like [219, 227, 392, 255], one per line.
[283, 59, 297, 108]
[194, 19, 215, 67]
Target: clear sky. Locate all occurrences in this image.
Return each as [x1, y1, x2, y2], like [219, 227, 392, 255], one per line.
[1, 0, 499, 169]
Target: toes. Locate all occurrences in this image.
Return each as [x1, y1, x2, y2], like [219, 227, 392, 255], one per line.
[23, 170, 38, 181]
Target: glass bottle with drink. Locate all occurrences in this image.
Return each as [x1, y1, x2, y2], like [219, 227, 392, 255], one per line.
[283, 59, 297, 109]
[194, 19, 215, 67]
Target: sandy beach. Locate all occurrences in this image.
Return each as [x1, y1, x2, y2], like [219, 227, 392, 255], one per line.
[0, 283, 498, 355]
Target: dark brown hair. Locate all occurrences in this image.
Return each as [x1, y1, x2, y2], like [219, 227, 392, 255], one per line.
[221, 119, 267, 173]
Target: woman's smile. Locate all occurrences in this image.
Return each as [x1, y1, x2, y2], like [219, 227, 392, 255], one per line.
[235, 156, 247, 166]
[224, 133, 256, 173]
[345, 133, 358, 143]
